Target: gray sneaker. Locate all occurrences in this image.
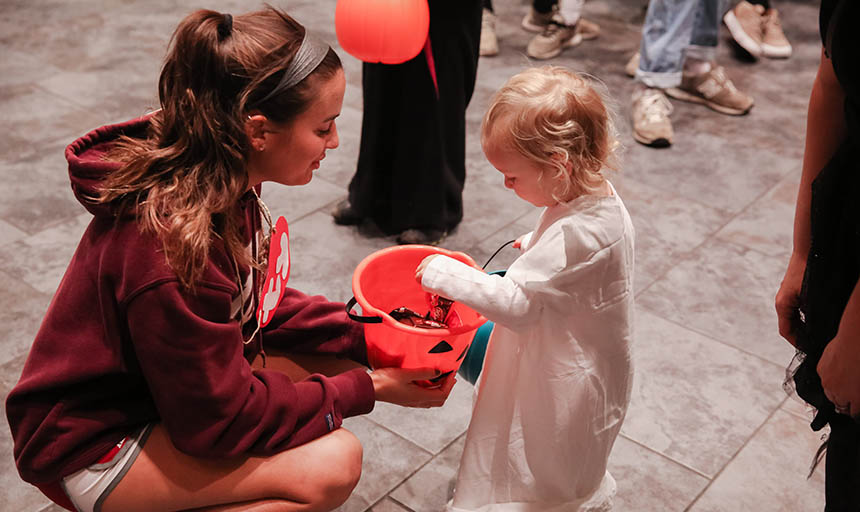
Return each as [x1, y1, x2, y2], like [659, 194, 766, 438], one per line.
[521, 6, 555, 33]
[526, 18, 583, 60]
[631, 87, 674, 148]
[480, 8, 499, 57]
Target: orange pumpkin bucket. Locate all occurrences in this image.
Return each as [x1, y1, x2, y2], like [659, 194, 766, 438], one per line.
[346, 245, 485, 385]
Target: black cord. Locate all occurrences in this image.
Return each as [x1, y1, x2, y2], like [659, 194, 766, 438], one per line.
[482, 239, 517, 270]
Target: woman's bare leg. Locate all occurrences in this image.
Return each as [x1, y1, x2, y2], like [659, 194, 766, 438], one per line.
[101, 424, 363, 512]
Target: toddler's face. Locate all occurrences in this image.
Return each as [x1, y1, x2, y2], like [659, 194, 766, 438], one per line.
[484, 139, 557, 207]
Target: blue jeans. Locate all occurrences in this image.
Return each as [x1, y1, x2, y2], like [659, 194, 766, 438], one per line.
[636, 0, 728, 89]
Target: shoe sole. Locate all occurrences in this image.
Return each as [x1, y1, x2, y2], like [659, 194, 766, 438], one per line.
[665, 87, 753, 116]
[527, 33, 583, 60]
[723, 11, 763, 58]
[761, 43, 792, 59]
[633, 131, 671, 148]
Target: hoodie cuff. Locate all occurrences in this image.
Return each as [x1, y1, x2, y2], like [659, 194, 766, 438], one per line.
[332, 368, 375, 418]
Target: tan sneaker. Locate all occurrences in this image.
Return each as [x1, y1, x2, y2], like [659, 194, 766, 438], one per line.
[526, 18, 582, 60]
[666, 65, 754, 115]
[761, 8, 792, 58]
[631, 87, 674, 148]
[576, 18, 600, 41]
[723, 1, 765, 58]
[480, 8, 499, 57]
[625, 52, 640, 78]
[521, 7, 555, 33]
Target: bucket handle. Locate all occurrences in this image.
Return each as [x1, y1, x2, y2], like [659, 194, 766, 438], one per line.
[346, 297, 383, 324]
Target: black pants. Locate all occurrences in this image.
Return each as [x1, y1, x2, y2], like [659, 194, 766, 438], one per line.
[825, 415, 860, 511]
[748, 0, 772, 9]
[348, 1, 481, 234]
[483, 0, 556, 14]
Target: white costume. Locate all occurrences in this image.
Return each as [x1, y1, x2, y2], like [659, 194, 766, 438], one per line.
[422, 184, 635, 511]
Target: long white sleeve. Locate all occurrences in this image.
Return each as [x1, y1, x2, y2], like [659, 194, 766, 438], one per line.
[421, 256, 541, 329]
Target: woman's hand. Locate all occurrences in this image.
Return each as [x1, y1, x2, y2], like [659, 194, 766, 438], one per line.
[775, 253, 807, 347]
[415, 255, 439, 285]
[817, 279, 860, 418]
[370, 367, 456, 408]
[818, 334, 860, 418]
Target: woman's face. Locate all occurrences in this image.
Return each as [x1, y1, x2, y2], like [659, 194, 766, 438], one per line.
[247, 68, 346, 188]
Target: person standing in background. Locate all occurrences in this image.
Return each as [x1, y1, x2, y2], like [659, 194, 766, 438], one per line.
[332, 1, 482, 246]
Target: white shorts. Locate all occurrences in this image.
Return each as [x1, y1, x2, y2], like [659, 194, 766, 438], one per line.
[61, 424, 153, 512]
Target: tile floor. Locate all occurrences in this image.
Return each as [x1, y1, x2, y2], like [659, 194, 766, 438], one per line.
[0, 0, 829, 510]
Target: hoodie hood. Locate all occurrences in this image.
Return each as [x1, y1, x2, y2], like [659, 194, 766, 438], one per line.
[64, 114, 153, 217]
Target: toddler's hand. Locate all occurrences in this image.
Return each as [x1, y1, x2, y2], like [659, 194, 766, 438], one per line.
[415, 255, 438, 284]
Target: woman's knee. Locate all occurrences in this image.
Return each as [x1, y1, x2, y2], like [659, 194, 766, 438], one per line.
[298, 428, 363, 510]
[322, 429, 363, 506]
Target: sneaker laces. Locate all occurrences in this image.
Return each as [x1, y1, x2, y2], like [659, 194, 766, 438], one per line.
[639, 89, 673, 123]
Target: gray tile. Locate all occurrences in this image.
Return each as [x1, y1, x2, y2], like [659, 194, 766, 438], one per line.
[337, 416, 433, 512]
[0, 85, 102, 164]
[0, 213, 91, 295]
[369, 497, 413, 512]
[689, 410, 826, 512]
[287, 211, 399, 304]
[637, 238, 797, 366]
[390, 435, 465, 512]
[782, 396, 817, 424]
[608, 436, 709, 512]
[613, 176, 728, 292]
[0, 220, 28, 247]
[715, 171, 800, 260]
[0, 355, 56, 510]
[260, 177, 346, 225]
[367, 380, 473, 454]
[621, 309, 786, 477]
[619, 131, 796, 216]
[0, 146, 88, 234]
[0, 271, 51, 367]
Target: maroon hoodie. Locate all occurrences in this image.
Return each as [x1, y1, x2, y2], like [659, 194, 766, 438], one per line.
[5, 115, 375, 485]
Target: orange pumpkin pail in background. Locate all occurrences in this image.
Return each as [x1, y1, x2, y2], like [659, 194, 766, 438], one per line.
[334, 0, 430, 64]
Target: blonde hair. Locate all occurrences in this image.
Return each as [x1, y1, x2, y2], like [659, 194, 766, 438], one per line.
[481, 66, 619, 203]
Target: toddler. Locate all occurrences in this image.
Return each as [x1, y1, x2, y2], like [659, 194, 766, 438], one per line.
[416, 66, 634, 511]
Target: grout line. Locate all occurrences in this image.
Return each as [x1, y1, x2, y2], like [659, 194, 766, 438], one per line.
[682, 401, 784, 511]
[618, 433, 712, 481]
[361, 430, 466, 512]
[637, 301, 791, 370]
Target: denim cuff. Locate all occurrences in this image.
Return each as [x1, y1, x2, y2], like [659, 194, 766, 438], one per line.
[635, 70, 682, 89]
[684, 44, 717, 62]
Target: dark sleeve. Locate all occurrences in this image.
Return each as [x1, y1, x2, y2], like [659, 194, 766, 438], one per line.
[820, 0, 836, 47]
[125, 282, 375, 458]
[261, 286, 370, 367]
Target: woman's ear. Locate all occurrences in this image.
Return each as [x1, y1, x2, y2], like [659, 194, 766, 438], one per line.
[245, 114, 268, 152]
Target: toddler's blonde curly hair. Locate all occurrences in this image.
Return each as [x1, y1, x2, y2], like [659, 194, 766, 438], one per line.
[481, 66, 619, 203]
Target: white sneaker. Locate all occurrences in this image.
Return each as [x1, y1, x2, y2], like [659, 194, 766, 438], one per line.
[631, 86, 674, 147]
[480, 8, 499, 57]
